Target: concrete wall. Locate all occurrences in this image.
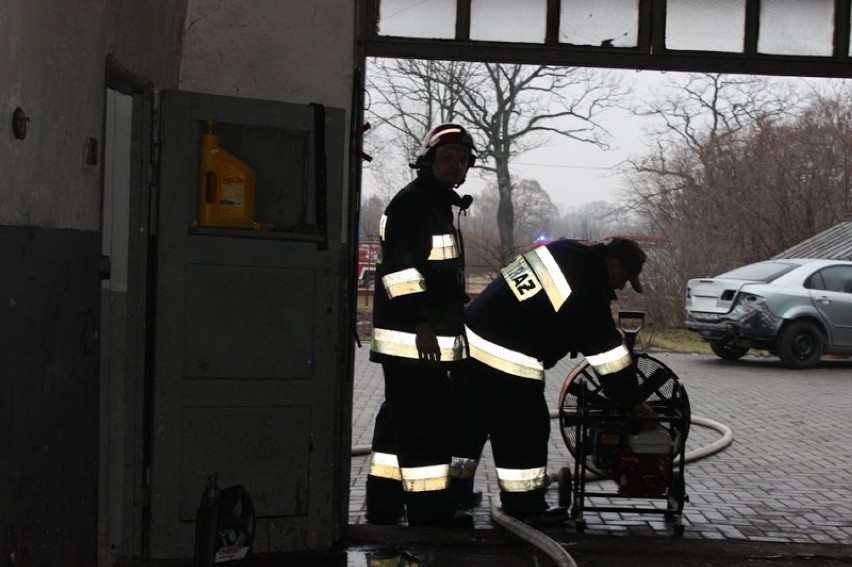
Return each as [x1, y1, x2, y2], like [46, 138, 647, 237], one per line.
[0, 1, 188, 565]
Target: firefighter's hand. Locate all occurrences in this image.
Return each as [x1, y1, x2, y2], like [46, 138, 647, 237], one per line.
[415, 322, 441, 362]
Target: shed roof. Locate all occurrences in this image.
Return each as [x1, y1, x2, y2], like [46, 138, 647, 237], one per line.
[773, 221, 852, 261]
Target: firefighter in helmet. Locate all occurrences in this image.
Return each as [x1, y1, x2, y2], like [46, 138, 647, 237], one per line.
[455, 237, 648, 525]
[365, 123, 477, 527]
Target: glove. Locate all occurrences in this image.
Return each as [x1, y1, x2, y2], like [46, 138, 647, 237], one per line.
[597, 366, 641, 407]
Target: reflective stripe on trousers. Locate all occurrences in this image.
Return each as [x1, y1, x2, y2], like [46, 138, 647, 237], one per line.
[449, 456, 479, 480]
[400, 463, 450, 492]
[369, 451, 402, 481]
[496, 466, 548, 492]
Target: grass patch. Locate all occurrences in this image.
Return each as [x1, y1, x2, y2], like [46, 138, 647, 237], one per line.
[637, 327, 712, 355]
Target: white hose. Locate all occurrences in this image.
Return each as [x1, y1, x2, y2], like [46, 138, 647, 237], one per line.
[352, 444, 371, 456]
[683, 416, 734, 462]
[489, 496, 579, 567]
[542, 412, 734, 483]
[350, 414, 733, 460]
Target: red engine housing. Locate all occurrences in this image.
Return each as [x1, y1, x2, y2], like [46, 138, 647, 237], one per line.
[613, 455, 671, 498]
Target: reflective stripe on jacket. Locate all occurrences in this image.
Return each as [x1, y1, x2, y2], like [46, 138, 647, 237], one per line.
[586, 344, 632, 376]
[466, 325, 544, 380]
[466, 245, 572, 379]
[369, 177, 469, 366]
[379, 232, 460, 298]
[428, 233, 460, 261]
[501, 245, 572, 310]
[371, 328, 466, 361]
[465, 240, 630, 380]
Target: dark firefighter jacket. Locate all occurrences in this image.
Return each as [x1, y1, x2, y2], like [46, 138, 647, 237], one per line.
[465, 239, 639, 403]
[369, 174, 469, 367]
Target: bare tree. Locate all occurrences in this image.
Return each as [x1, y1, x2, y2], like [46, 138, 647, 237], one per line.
[464, 179, 558, 277]
[792, 80, 852, 220]
[627, 73, 852, 327]
[627, 74, 800, 277]
[365, 58, 628, 264]
[551, 201, 643, 241]
[365, 58, 475, 166]
[452, 64, 626, 263]
[359, 194, 385, 239]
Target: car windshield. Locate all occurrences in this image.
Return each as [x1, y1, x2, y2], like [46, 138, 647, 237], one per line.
[716, 261, 800, 282]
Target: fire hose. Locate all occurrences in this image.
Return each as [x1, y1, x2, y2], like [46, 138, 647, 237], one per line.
[349, 412, 733, 468]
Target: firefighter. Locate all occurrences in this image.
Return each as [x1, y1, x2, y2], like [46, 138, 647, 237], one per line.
[459, 237, 647, 525]
[366, 123, 477, 527]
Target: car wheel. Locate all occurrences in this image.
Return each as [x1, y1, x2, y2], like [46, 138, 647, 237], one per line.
[777, 320, 824, 369]
[709, 341, 749, 360]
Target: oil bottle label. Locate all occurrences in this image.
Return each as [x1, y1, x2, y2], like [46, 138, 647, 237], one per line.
[220, 163, 246, 217]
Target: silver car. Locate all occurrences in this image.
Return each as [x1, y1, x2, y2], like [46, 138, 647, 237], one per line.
[684, 259, 852, 369]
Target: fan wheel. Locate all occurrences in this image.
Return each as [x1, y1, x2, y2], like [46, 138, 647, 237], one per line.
[557, 353, 690, 477]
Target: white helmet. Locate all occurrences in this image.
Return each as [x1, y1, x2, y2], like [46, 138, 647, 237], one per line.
[410, 123, 477, 170]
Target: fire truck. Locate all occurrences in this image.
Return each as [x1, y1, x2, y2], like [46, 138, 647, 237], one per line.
[358, 239, 380, 289]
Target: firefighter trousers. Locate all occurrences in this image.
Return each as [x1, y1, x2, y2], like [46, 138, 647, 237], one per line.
[378, 361, 456, 526]
[448, 364, 489, 495]
[366, 400, 405, 523]
[465, 358, 551, 516]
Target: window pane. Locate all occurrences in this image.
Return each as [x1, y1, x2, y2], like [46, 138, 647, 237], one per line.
[471, 0, 547, 43]
[378, 0, 456, 39]
[559, 0, 639, 48]
[758, 0, 834, 56]
[717, 261, 799, 282]
[819, 266, 852, 293]
[666, 0, 745, 52]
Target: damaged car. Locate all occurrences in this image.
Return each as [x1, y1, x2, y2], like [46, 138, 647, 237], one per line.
[685, 259, 852, 369]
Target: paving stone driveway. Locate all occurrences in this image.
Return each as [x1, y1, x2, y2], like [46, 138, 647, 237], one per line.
[349, 347, 852, 544]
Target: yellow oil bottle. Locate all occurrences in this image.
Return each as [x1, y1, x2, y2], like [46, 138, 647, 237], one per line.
[197, 120, 256, 229]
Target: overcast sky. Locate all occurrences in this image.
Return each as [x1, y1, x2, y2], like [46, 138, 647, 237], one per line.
[361, 68, 839, 212]
[361, 68, 672, 211]
[462, 69, 657, 211]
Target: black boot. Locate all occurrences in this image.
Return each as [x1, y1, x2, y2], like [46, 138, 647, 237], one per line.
[405, 490, 464, 528]
[365, 475, 405, 525]
[501, 488, 568, 527]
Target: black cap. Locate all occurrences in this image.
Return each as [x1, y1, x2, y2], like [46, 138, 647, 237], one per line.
[607, 238, 646, 293]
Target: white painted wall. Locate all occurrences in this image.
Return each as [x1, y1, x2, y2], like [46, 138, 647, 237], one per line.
[0, 0, 189, 230]
[179, 0, 356, 110]
[0, 0, 355, 230]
